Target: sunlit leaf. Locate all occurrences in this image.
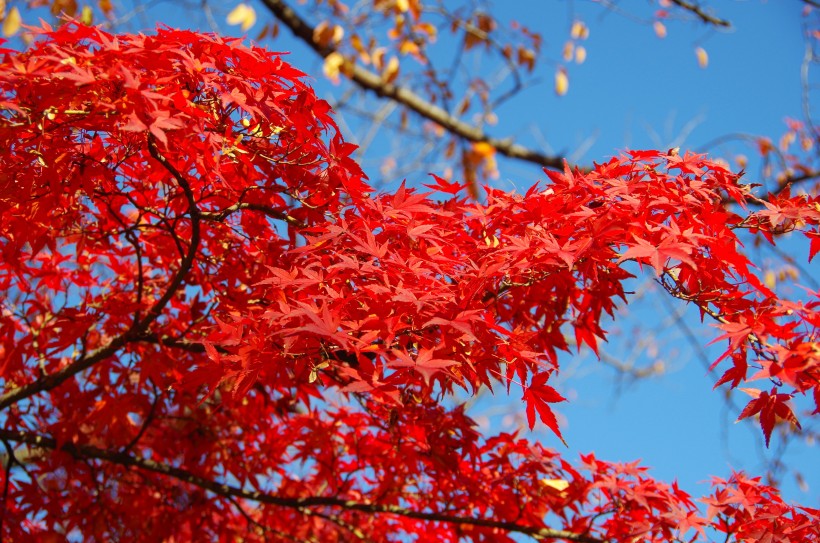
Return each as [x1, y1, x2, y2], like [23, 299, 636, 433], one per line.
[323, 51, 345, 83]
[80, 5, 93, 25]
[382, 55, 399, 84]
[654, 21, 667, 38]
[226, 3, 256, 31]
[2, 6, 20, 37]
[541, 479, 570, 492]
[575, 45, 586, 64]
[570, 20, 588, 40]
[555, 67, 568, 96]
[695, 46, 708, 68]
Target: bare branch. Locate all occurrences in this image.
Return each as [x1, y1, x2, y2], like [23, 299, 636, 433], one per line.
[258, 0, 565, 170]
[668, 0, 731, 27]
[0, 427, 605, 543]
[0, 137, 202, 412]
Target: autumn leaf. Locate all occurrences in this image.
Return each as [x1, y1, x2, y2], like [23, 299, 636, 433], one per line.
[570, 20, 588, 40]
[389, 348, 459, 385]
[523, 372, 567, 444]
[381, 55, 400, 84]
[806, 230, 820, 262]
[2, 6, 20, 37]
[226, 3, 256, 31]
[555, 68, 569, 96]
[737, 388, 801, 447]
[654, 21, 667, 38]
[322, 51, 348, 84]
[575, 45, 587, 64]
[695, 46, 708, 68]
[423, 173, 465, 194]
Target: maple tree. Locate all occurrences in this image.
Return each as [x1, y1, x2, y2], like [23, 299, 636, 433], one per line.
[5, 1, 816, 188]
[0, 21, 818, 542]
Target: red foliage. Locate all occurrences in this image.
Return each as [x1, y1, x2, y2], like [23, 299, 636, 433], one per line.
[0, 23, 817, 541]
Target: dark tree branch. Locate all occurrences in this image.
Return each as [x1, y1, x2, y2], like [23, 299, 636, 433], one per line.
[0, 137, 202, 412]
[132, 334, 210, 353]
[0, 427, 605, 543]
[258, 0, 565, 170]
[200, 201, 305, 228]
[668, 0, 731, 27]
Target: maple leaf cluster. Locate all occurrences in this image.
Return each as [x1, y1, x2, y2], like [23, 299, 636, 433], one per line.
[0, 23, 818, 542]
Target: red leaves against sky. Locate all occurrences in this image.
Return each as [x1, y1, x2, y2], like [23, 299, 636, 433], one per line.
[0, 23, 818, 541]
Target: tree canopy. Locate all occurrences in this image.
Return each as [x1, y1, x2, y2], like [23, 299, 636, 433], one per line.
[0, 4, 819, 543]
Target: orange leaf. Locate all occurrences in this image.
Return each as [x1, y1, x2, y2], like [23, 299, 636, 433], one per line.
[695, 46, 708, 68]
[555, 68, 569, 96]
[382, 56, 400, 84]
[654, 21, 667, 38]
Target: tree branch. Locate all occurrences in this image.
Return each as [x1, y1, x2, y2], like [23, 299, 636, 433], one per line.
[668, 0, 731, 27]
[0, 427, 605, 543]
[259, 0, 565, 170]
[0, 137, 202, 412]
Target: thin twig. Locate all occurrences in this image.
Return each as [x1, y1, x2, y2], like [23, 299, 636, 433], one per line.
[668, 0, 731, 27]
[0, 136, 203, 412]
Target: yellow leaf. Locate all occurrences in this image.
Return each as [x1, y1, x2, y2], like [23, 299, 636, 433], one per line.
[399, 39, 419, 57]
[226, 3, 256, 32]
[323, 51, 345, 84]
[332, 24, 344, 44]
[555, 68, 569, 96]
[653, 21, 667, 39]
[395, 0, 409, 12]
[695, 46, 708, 68]
[0, 0, 6, 19]
[483, 234, 500, 248]
[570, 20, 587, 40]
[351, 34, 370, 64]
[382, 56, 400, 84]
[541, 479, 570, 492]
[764, 271, 776, 289]
[575, 45, 586, 64]
[80, 5, 93, 25]
[413, 22, 436, 41]
[2, 6, 21, 37]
